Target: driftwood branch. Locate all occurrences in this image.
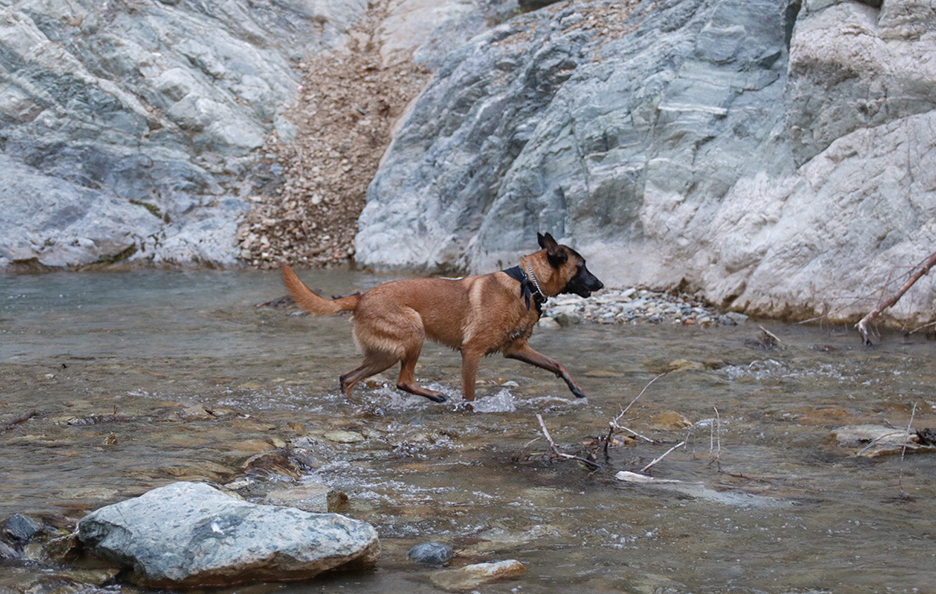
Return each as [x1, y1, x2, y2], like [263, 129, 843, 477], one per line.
[536, 414, 602, 470]
[856, 250, 936, 345]
[0, 409, 39, 432]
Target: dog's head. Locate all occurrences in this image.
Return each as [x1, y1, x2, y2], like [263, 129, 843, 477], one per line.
[538, 233, 604, 298]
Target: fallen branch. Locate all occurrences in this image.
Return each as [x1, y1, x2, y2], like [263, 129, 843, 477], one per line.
[0, 409, 39, 432]
[856, 250, 936, 345]
[536, 414, 602, 470]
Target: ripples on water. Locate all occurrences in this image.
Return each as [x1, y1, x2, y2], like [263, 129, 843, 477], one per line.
[2, 269, 936, 593]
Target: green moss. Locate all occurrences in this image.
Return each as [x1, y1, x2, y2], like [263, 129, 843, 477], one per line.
[130, 199, 165, 220]
[96, 244, 138, 264]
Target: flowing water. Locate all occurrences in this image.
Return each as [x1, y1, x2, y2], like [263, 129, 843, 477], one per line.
[2, 269, 936, 593]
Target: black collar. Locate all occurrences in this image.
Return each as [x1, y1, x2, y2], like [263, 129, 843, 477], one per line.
[503, 265, 546, 314]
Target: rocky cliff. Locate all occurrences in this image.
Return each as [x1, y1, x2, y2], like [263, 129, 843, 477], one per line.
[2, 0, 933, 325]
[0, 0, 368, 268]
[357, 0, 936, 325]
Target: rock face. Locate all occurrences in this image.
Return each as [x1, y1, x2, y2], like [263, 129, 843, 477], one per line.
[77, 482, 379, 587]
[0, 0, 368, 269]
[357, 0, 936, 325]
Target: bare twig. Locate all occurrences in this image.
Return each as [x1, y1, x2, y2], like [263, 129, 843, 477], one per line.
[613, 424, 658, 444]
[898, 402, 918, 497]
[854, 430, 908, 457]
[639, 440, 686, 474]
[856, 250, 936, 345]
[906, 320, 936, 336]
[603, 373, 667, 454]
[536, 414, 602, 470]
[757, 325, 781, 346]
[612, 372, 667, 425]
[707, 406, 722, 471]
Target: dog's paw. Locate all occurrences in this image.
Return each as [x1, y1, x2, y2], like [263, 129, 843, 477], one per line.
[427, 393, 448, 404]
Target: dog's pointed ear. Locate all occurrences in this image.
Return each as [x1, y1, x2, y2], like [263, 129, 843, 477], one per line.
[538, 233, 567, 268]
[538, 232, 559, 250]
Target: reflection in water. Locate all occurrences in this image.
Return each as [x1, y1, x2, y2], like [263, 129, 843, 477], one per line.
[1, 269, 935, 593]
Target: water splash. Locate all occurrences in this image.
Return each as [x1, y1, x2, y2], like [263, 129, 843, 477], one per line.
[471, 389, 517, 413]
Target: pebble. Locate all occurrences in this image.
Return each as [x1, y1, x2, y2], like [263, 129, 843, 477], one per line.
[543, 288, 746, 327]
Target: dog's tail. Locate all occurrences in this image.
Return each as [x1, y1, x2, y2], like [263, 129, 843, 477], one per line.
[280, 263, 360, 316]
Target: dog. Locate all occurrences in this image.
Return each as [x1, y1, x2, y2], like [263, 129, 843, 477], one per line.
[280, 233, 604, 405]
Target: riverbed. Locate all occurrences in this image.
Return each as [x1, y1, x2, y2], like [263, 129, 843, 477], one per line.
[2, 269, 935, 593]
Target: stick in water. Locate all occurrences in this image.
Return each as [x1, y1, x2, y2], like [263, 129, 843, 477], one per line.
[639, 440, 686, 474]
[536, 414, 602, 470]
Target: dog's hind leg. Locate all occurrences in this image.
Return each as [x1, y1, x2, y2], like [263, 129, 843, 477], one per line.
[396, 346, 447, 403]
[340, 353, 397, 399]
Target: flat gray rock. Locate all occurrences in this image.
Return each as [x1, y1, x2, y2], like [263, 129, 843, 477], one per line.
[77, 482, 379, 587]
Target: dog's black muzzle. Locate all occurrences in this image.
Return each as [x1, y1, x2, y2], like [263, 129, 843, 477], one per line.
[564, 265, 604, 298]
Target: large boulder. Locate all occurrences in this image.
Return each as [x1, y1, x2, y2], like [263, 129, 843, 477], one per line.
[77, 482, 379, 588]
[357, 0, 936, 325]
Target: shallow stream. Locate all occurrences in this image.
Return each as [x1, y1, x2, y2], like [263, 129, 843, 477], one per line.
[2, 269, 935, 593]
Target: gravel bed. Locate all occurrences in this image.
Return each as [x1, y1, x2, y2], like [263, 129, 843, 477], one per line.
[541, 288, 748, 327]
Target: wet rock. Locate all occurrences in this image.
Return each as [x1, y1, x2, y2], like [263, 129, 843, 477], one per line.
[583, 369, 624, 378]
[0, 540, 17, 559]
[55, 568, 121, 587]
[77, 481, 380, 588]
[3, 513, 45, 543]
[650, 411, 693, 431]
[323, 430, 366, 444]
[537, 316, 561, 330]
[666, 359, 707, 373]
[553, 311, 583, 327]
[793, 408, 853, 426]
[407, 542, 455, 567]
[180, 405, 214, 420]
[242, 447, 321, 480]
[832, 425, 930, 458]
[430, 559, 525, 591]
[265, 483, 349, 513]
[46, 532, 82, 563]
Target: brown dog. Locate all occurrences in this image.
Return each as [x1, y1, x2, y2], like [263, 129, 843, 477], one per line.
[280, 233, 604, 404]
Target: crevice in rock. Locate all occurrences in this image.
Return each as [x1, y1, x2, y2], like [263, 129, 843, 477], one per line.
[237, 0, 431, 269]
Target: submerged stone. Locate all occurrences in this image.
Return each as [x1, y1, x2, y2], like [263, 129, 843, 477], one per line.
[832, 425, 930, 458]
[77, 481, 379, 587]
[407, 542, 455, 567]
[265, 483, 349, 513]
[430, 559, 525, 591]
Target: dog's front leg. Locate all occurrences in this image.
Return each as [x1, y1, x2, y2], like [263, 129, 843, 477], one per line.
[504, 341, 587, 399]
[460, 348, 483, 404]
